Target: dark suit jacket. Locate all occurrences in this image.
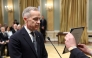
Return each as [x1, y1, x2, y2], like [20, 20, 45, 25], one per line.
[9, 27, 48, 58]
[70, 48, 89, 58]
[0, 32, 8, 41]
[12, 29, 17, 34]
[40, 19, 47, 31]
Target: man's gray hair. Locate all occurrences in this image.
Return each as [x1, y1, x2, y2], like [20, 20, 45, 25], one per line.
[22, 6, 38, 18]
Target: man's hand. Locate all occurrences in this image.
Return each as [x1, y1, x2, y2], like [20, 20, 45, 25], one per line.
[0, 41, 6, 44]
[6, 40, 9, 43]
[42, 26, 44, 29]
[64, 33, 76, 49]
[77, 44, 92, 55]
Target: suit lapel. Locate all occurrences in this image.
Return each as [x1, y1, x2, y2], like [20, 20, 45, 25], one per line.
[35, 31, 41, 57]
[21, 27, 38, 57]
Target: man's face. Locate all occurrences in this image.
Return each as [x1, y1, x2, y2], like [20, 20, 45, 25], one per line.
[42, 16, 44, 19]
[25, 10, 41, 31]
[13, 24, 17, 29]
[17, 25, 21, 30]
[1, 27, 5, 32]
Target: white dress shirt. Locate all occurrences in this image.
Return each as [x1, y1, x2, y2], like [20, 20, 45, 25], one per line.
[24, 26, 34, 42]
[6, 31, 13, 39]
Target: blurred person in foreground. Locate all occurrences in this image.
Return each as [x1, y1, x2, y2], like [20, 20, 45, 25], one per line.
[9, 6, 48, 58]
[64, 33, 89, 58]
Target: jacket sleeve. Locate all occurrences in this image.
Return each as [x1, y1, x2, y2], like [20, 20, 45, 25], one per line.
[9, 35, 22, 58]
[37, 31, 48, 58]
[70, 48, 90, 58]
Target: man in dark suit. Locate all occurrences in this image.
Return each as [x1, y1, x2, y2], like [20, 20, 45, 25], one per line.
[0, 26, 9, 57]
[9, 6, 48, 58]
[40, 16, 47, 42]
[64, 33, 89, 58]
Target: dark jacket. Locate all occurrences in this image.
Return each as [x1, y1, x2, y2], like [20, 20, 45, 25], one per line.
[9, 27, 48, 58]
[0, 32, 8, 41]
[70, 48, 89, 58]
[40, 19, 47, 31]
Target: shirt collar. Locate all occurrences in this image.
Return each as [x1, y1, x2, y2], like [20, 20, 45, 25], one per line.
[24, 26, 32, 34]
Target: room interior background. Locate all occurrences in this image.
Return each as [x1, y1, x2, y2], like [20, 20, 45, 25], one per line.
[0, 0, 92, 44]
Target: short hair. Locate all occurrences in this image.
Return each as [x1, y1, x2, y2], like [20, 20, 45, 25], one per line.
[22, 6, 38, 18]
[0, 26, 5, 30]
[17, 24, 21, 27]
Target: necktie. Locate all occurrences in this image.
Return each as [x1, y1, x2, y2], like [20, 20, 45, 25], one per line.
[31, 32, 37, 55]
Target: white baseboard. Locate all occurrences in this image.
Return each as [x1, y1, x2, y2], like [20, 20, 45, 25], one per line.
[46, 38, 58, 41]
[46, 30, 59, 41]
[88, 31, 92, 35]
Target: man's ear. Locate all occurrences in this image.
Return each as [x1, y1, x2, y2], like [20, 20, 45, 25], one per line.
[24, 18, 28, 23]
[24, 18, 27, 20]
